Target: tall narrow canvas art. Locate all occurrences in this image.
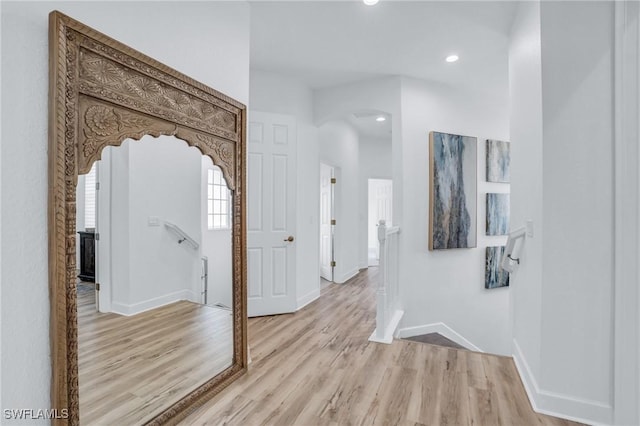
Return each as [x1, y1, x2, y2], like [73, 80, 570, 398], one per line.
[486, 139, 510, 183]
[429, 131, 477, 250]
[486, 193, 510, 236]
[485, 246, 510, 289]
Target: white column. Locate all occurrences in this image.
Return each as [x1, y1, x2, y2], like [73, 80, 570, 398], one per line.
[376, 220, 387, 340]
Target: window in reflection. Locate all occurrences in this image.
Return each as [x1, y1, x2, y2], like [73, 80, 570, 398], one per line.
[207, 168, 231, 230]
[84, 162, 97, 229]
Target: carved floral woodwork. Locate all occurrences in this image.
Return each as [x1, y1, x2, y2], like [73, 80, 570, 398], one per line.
[48, 11, 247, 426]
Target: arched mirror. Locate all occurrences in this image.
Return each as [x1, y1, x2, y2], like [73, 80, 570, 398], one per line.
[48, 11, 247, 425]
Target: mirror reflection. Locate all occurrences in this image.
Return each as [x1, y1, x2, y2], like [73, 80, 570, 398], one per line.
[75, 135, 234, 424]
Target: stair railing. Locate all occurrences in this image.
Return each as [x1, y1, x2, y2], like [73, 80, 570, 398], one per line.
[370, 219, 403, 344]
[164, 221, 199, 250]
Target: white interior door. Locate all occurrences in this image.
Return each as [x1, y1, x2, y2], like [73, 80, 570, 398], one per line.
[368, 179, 393, 264]
[247, 111, 297, 317]
[96, 150, 112, 313]
[376, 180, 393, 228]
[92, 162, 100, 311]
[319, 163, 334, 281]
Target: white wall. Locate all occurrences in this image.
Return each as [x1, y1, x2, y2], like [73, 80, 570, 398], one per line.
[359, 138, 392, 268]
[201, 157, 233, 309]
[315, 77, 403, 230]
[509, 2, 615, 424]
[201, 229, 233, 308]
[539, 1, 613, 409]
[250, 70, 313, 120]
[72, 138, 205, 312]
[315, 77, 402, 284]
[0, 0, 3, 406]
[313, 76, 511, 354]
[109, 136, 202, 313]
[0, 1, 249, 417]
[508, 0, 544, 399]
[318, 121, 361, 283]
[398, 77, 511, 355]
[249, 69, 320, 307]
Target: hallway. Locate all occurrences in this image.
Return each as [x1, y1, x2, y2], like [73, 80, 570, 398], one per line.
[183, 269, 577, 425]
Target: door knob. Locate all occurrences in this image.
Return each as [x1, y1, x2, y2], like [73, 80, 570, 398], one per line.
[284, 236, 295, 242]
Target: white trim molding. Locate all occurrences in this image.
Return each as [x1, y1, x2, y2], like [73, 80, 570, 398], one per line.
[395, 322, 483, 353]
[111, 290, 195, 316]
[513, 339, 612, 426]
[613, 2, 640, 425]
[296, 288, 321, 311]
[369, 309, 403, 344]
[335, 267, 360, 284]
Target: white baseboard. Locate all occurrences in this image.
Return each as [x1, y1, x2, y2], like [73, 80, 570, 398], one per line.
[296, 288, 320, 311]
[512, 339, 612, 426]
[111, 290, 194, 316]
[395, 322, 483, 352]
[335, 268, 359, 284]
[369, 309, 404, 344]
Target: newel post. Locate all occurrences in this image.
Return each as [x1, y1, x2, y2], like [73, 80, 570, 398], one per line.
[376, 220, 387, 340]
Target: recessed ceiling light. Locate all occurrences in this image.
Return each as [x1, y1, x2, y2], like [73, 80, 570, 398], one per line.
[376, 116, 386, 122]
[363, 0, 379, 5]
[446, 55, 459, 63]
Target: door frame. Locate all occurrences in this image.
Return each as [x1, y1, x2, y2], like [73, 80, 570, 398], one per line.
[95, 150, 113, 313]
[92, 161, 100, 311]
[319, 162, 336, 282]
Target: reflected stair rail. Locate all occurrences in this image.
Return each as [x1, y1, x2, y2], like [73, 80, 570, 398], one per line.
[164, 221, 199, 250]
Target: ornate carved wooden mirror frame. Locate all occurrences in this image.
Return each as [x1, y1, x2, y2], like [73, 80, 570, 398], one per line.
[48, 11, 247, 425]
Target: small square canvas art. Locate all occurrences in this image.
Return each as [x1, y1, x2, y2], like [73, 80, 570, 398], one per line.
[486, 246, 510, 289]
[486, 193, 509, 236]
[486, 139, 510, 183]
[429, 131, 477, 250]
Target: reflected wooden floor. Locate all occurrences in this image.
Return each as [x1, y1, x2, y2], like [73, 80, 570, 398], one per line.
[77, 285, 233, 425]
[183, 269, 579, 426]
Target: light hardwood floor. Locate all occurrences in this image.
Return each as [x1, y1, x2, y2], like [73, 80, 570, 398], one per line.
[77, 286, 233, 425]
[182, 268, 580, 426]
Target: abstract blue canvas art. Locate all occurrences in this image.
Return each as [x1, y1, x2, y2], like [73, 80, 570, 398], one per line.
[486, 139, 510, 183]
[486, 193, 510, 235]
[485, 246, 510, 289]
[429, 131, 477, 250]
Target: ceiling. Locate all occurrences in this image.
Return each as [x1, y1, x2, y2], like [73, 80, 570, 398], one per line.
[347, 110, 392, 139]
[249, 1, 517, 137]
